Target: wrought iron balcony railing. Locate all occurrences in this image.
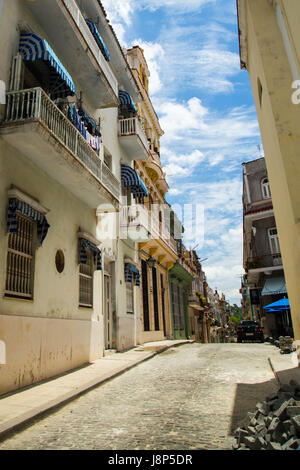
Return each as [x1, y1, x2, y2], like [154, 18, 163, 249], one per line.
[2, 87, 120, 200]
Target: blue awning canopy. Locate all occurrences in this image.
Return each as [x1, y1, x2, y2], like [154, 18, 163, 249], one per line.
[119, 90, 137, 114]
[261, 276, 287, 297]
[7, 198, 50, 246]
[121, 165, 148, 199]
[124, 263, 140, 286]
[85, 19, 110, 62]
[264, 297, 290, 310]
[19, 33, 76, 98]
[79, 238, 102, 271]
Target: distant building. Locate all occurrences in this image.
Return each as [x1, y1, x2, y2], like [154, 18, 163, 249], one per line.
[242, 158, 293, 338]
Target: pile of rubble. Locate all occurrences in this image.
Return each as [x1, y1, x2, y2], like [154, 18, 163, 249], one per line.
[233, 380, 300, 450]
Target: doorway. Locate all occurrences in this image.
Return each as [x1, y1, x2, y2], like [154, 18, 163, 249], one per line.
[104, 273, 113, 349]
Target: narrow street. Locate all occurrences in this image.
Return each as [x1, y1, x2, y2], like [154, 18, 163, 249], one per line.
[0, 343, 279, 450]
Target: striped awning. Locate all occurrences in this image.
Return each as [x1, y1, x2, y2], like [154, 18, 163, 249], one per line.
[19, 33, 76, 98]
[85, 19, 110, 62]
[79, 238, 102, 271]
[261, 277, 287, 296]
[7, 198, 50, 245]
[119, 90, 137, 114]
[121, 165, 148, 199]
[124, 263, 140, 286]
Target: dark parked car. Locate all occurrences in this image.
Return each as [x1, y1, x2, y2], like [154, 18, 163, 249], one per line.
[236, 320, 264, 343]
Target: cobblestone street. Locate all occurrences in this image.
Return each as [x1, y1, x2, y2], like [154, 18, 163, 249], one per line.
[0, 343, 280, 450]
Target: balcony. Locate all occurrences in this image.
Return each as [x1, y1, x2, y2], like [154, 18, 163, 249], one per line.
[246, 253, 282, 271]
[0, 88, 120, 208]
[120, 204, 153, 242]
[25, 0, 118, 108]
[118, 117, 149, 161]
[120, 203, 178, 259]
[188, 293, 204, 311]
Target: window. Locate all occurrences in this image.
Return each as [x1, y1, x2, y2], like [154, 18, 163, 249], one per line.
[5, 213, 35, 299]
[268, 227, 280, 255]
[126, 279, 134, 314]
[261, 177, 271, 199]
[79, 248, 94, 307]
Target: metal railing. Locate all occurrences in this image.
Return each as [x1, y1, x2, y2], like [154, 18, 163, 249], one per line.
[3, 87, 120, 200]
[62, 0, 118, 96]
[246, 252, 282, 270]
[118, 117, 149, 150]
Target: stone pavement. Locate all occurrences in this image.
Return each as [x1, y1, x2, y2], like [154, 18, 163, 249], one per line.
[0, 343, 283, 450]
[0, 339, 192, 440]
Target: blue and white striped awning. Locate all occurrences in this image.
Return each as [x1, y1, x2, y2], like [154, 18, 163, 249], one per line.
[7, 198, 50, 245]
[119, 90, 137, 114]
[85, 19, 110, 62]
[121, 165, 148, 199]
[124, 263, 140, 286]
[19, 33, 76, 98]
[79, 238, 102, 271]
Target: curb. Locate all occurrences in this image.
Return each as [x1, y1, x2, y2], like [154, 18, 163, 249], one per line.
[267, 357, 281, 385]
[0, 341, 192, 441]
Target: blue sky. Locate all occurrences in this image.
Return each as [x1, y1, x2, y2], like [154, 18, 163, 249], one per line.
[102, 0, 262, 304]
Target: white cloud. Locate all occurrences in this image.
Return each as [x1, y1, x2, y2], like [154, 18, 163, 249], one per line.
[101, 0, 133, 26]
[102, 0, 216, 21]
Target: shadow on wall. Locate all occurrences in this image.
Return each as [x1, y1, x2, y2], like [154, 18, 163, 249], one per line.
[229, 377, 279, 434]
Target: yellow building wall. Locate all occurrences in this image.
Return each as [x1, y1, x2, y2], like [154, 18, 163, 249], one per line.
[244, 0, 300, 363]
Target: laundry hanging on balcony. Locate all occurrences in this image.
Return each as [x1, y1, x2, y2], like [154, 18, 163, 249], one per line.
[19, 33, 76, 99]
[7, 198, 50, 246]
[124, 263, 140, 286]
[121, 165, 148, 199]
[119, 90, 137, 114]
[79, 238, 102, 271]
[85, 19, 110, 62]
[78, 109, 101, 137]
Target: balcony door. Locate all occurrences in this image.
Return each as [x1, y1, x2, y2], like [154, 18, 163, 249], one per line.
[152, 267, 160, 331]
[268, 227, 280, 254]
[104, 273, 113, 349]
[141, 260, 150, 331]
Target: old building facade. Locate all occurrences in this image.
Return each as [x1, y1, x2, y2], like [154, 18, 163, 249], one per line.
[242, 157, 292, 339]
[237, 0, 300, 362]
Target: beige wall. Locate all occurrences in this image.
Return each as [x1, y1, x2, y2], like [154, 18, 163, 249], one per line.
[0, 314, 102, 395]
[243, 0, 300, 362]
[0, 139, 104, 394]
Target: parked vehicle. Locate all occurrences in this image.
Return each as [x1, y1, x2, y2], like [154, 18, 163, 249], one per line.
[236, 320, 264, 343]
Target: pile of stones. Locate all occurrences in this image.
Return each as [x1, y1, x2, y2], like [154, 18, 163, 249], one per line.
[233, 379, 300, 450]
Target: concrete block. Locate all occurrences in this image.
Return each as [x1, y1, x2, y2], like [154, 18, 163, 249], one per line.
[291, 416, 300, 434]
[268, 417, 280, 433]
[274, 399, 296, 421]
[286, 406, 300, 418]
[282, 437, 300, 450]
[267, 441, 282, 450]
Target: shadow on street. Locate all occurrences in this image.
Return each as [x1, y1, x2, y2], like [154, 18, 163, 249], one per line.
[229, 377, 278, 434]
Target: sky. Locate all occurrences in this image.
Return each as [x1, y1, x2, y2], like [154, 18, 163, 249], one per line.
[101, 0, 262, 305]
